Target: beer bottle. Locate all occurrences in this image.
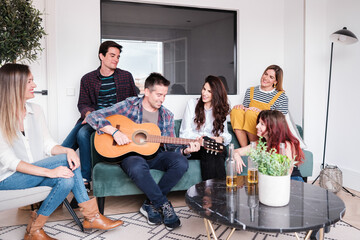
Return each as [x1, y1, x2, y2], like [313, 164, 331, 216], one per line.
[226, 143, 237, 187]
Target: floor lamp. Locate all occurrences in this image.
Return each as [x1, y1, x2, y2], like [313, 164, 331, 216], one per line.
[312, 27, 358, 185]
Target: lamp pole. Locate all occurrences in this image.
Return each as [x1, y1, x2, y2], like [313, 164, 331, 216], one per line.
[312, 27, 358, 185]
[322, 41, 334, 169]
[312, 42, 334, 184]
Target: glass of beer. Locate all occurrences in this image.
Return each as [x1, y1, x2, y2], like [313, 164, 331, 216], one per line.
[247, 167, 258, 183]
[226, 175, 238, 187]
[247, 142, 258, 183]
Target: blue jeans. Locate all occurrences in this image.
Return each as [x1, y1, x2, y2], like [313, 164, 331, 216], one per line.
[62, 122, 95, 182]
[0, 154, 89, 216]
[120, 151, 188, 208]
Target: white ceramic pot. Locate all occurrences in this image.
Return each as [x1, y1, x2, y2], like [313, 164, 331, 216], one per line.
[258, 172, 290, 207]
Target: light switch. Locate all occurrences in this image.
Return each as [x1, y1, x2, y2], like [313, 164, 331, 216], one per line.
[66, 88, 75, 96]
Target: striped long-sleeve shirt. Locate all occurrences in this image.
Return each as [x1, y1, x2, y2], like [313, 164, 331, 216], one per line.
[243, 85, 288, 114]
[77, 67, 138, 121]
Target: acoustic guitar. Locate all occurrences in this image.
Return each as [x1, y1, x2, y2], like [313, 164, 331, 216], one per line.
[94, 115, 225, 159]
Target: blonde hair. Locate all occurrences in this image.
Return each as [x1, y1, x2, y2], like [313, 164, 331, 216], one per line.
[0, 64, 30, 144]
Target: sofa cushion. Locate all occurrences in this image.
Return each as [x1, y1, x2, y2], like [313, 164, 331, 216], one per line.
[92, 160, 202, 197]
[91, 131, 203, 197]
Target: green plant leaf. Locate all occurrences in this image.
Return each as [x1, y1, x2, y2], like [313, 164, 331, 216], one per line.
[0, 0, 46, 65]
[248, 137, 293, 176]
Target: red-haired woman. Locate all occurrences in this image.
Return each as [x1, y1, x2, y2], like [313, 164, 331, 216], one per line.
[179, 75, 231, 180]
[230, 65, 288, 147]
[234, 110, 304, 181]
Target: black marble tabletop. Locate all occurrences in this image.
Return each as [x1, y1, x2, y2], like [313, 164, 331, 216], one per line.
[185, 177, 346, 233]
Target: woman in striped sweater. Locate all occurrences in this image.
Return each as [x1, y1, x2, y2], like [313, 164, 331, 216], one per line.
[230, 65, 288, 147]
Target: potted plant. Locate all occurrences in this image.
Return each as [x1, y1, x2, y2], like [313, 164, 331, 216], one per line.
[0, 0, 46, 65]
[248, 138, 293, 207]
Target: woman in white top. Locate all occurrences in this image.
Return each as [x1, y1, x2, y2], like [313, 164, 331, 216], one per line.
[0, 64, 123, 240]
[180, 75, 231, 180]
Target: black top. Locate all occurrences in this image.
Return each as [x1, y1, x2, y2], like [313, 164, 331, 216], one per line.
[185, 178, 345, 233]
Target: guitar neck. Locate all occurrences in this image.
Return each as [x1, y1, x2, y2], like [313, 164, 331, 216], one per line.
[147, 135, 201, 146]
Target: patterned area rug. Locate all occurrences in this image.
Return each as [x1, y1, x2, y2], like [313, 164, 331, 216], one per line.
[0, 207, 359, 240]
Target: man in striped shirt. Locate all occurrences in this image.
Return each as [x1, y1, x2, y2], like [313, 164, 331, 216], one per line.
[62, 41, 138, 206]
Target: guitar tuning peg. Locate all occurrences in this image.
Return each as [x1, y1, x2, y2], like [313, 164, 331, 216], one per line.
[207, 149, 209, 153]
[215, 152, 218, 155]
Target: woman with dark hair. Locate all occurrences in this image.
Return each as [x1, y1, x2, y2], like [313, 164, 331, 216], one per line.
[234, 110, 304, 181]
[230, 65, 288, 147]
[180, 75, 231, 180]
[0, 64, 123, 240]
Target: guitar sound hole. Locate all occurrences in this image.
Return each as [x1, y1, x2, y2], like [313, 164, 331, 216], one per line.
[133, 132, 147, 145]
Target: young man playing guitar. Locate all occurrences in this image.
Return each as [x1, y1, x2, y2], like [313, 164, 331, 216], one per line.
[86, 73, 200, 230]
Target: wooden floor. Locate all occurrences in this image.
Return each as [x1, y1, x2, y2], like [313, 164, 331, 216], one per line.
[1, 183, 359, 230]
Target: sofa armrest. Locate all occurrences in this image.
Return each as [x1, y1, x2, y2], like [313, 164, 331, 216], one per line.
[298, 149, 313, 178]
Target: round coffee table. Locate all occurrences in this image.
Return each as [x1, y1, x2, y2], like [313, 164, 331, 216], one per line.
[185, 177, 345, 240]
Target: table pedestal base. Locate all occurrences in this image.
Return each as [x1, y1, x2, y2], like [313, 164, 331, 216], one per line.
[203, 219, 324, 240]
[204, 219, 235, 240]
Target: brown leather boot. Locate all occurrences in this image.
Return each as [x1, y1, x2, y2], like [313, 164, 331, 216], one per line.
[24, 211, 56, 240]
[25, 211, 37, 236]
[78, 198, 123, 230]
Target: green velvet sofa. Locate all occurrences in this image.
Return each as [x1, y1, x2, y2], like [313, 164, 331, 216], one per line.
[90, 120, 313, 214]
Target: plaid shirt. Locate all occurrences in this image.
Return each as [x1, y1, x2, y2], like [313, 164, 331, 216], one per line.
[86, 97, 178, 151]
[77, 67, 137, 121]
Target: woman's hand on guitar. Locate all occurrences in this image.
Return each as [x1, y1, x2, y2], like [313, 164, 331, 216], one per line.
[211, 136, 224, 143]
[184, 141, 201, 155]
[113, 130, 132, 145]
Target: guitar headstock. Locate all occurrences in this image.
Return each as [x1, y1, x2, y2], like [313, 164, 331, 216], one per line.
[202, 136, 225, 154]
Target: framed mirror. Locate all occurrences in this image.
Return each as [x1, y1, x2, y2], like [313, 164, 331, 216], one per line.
[101, 0, 237, 94]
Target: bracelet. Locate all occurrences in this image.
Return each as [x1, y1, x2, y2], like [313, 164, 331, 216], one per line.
[112, 129, 119, 137]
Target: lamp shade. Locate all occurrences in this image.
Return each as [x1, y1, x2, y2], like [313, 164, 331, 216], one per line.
[330, 27, 358, 45]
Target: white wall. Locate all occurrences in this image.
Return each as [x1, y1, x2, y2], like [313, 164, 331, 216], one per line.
[26, 0, 48, 117]
[35, 0, 360, 191]
[44, 0, 289, 138]
[304, 0, 360, 190]
[304, 0, 328, 183]
[44, 0, 101, 142]
[284, 0, 305, 127]
[328, 0, 360, 191]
